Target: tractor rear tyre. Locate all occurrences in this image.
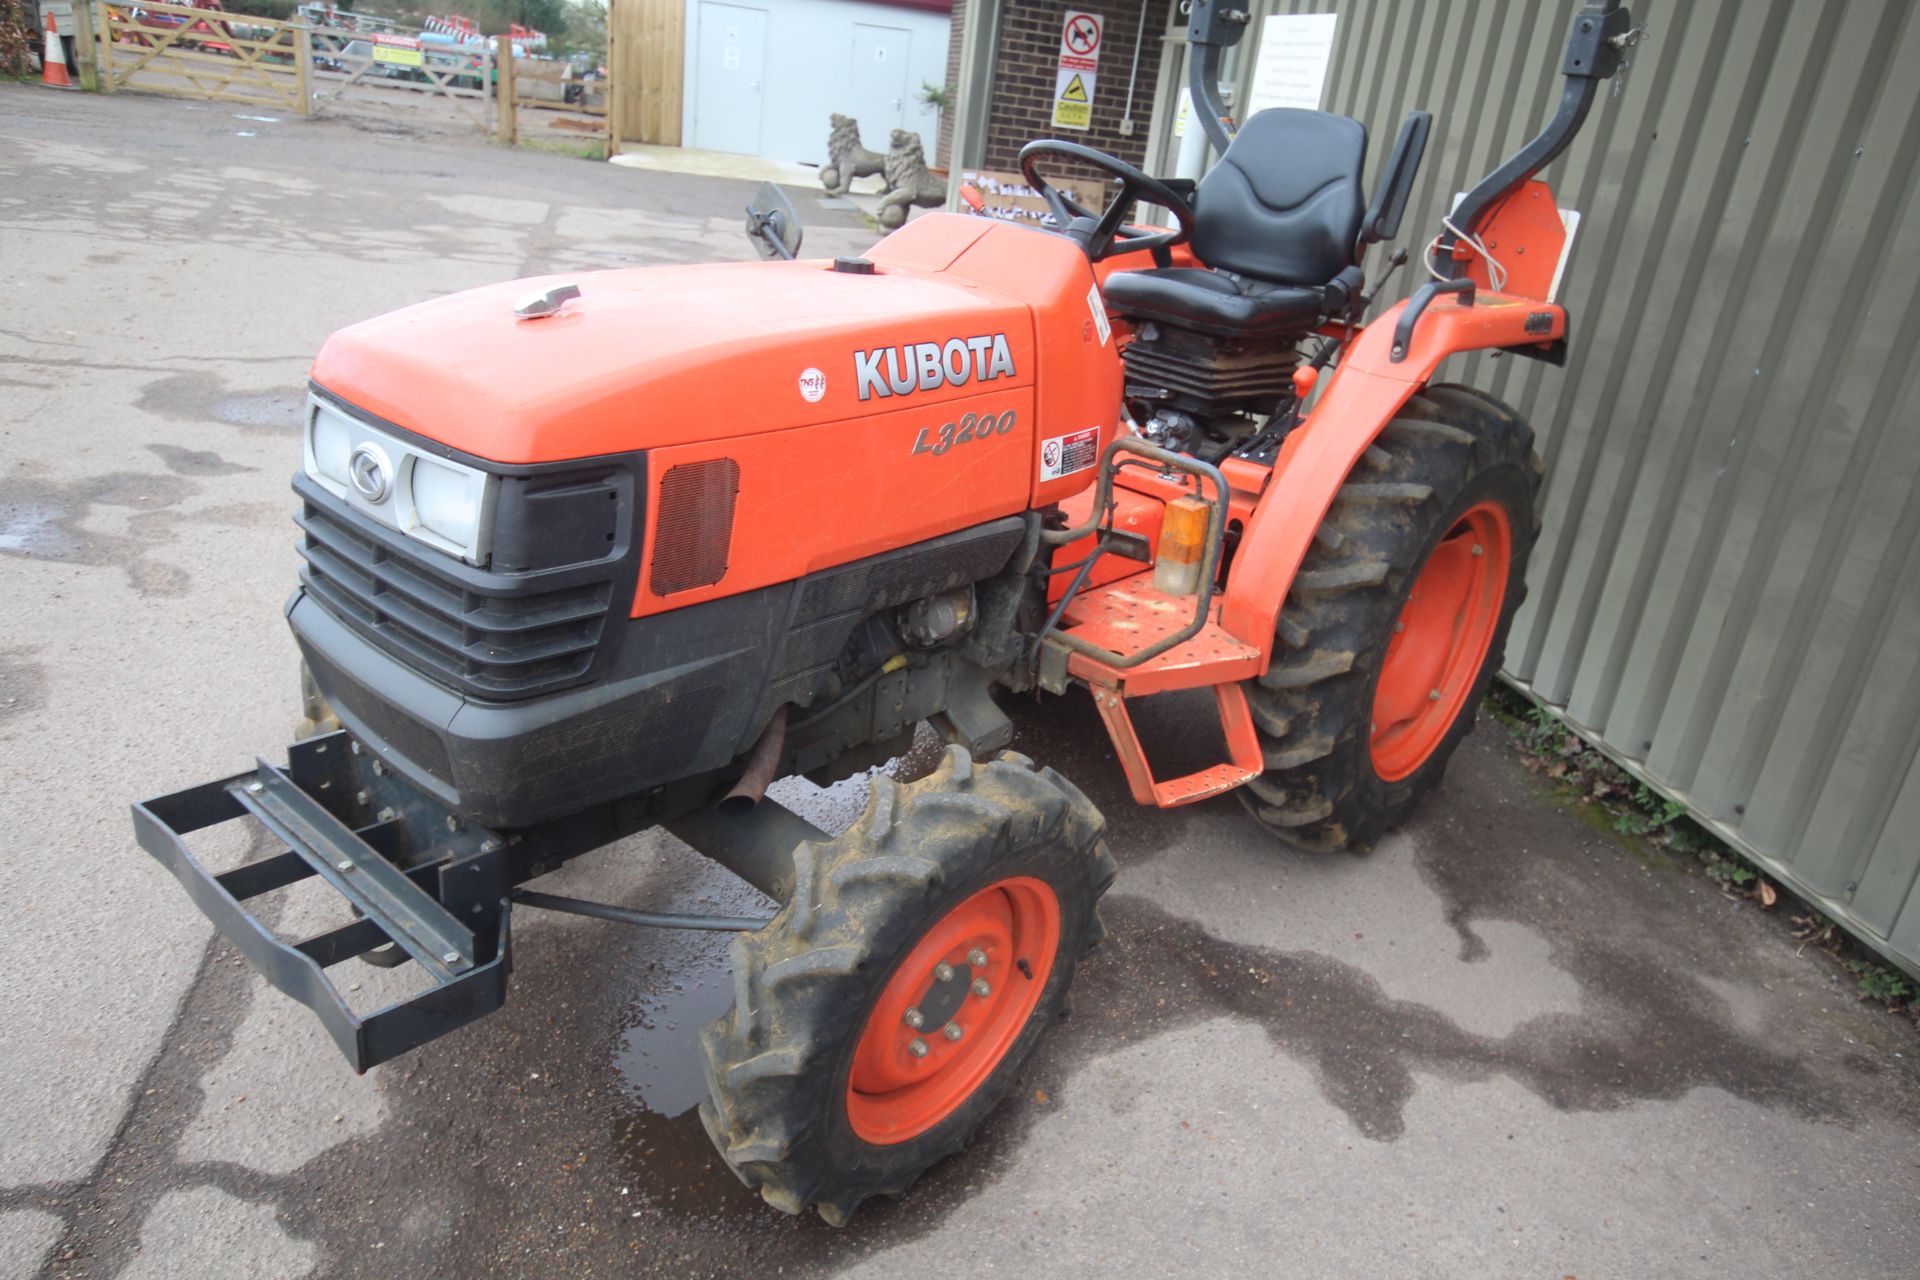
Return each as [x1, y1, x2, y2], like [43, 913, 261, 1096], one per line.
[1241, 384, 1542, 850]
[698, 746, 1115, 1225]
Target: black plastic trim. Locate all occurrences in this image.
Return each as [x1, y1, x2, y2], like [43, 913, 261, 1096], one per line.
[293, 517, 1030, 830]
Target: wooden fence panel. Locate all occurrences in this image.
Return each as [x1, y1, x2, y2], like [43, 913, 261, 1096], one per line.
[608, 0, 683, 150]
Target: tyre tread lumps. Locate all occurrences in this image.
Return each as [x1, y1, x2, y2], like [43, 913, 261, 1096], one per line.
[1293, 559, 1391, 594]
[1338, 482, 1436, 505]
[1260, 650, 1355, 689]
[1241, 385, 1542, 851]
[699, 752, 1112, 1224]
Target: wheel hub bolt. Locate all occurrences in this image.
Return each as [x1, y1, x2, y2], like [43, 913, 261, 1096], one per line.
[972, 978, 991, 998]
[942, 1022, 963, 1041]
[908, 1038, 929, 1058]
[1471, 544, 1485, 557]
[934, 962, 955, 982]
[903, 1007, 925, 1029]
[1429, 689, 1442, 701]
[967, 948, 987, 967]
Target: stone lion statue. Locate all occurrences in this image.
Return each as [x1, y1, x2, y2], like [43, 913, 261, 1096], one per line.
[876, 129, 947, 229]
[819, 114, 886, 196]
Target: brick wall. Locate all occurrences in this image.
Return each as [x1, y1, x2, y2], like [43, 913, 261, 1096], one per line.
[937, 0, 966, 168]
[981, 0, 1171, 185]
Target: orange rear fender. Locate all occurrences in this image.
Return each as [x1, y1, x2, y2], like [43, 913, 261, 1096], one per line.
[1219, 294, 1562, 666]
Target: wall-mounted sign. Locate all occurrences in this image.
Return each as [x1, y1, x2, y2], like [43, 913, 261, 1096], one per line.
[1052, 9, 1102, 131]
[1245, 12, 1338, 115]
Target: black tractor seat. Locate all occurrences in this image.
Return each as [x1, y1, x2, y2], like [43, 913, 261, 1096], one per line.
[1103, 107, 1372, 338]
[1104, 267, 1353, 338]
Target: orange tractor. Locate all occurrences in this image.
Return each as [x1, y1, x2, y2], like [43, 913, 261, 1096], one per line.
[134, 0, 1638, 1224]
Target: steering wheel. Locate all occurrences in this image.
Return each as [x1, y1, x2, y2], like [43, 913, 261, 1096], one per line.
[1018, 139, 1197, 262]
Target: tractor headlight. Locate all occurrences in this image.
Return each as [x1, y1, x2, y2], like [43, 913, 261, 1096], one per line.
[401, 454, 491, 561]
[305, 400, 354, 492]
[302, 393, 497, 565]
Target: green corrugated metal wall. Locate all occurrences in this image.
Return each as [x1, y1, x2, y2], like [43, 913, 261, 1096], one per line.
[1238, 0, 1920, 975]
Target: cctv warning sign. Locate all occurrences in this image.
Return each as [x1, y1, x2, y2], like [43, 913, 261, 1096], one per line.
[1052, 9, 1101, 131]
[1053, 69, 1094, 128]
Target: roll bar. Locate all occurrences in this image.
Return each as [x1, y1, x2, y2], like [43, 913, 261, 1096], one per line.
[1184, 0, 1248, 155]
[1440, 1, 1639, 263]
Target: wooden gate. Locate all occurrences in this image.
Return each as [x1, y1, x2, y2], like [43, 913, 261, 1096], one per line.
[306, 27, 493, 117]
[96, 0, 310, 115]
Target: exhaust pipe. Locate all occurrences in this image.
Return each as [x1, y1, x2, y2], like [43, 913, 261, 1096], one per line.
[720, 706, 787, 814]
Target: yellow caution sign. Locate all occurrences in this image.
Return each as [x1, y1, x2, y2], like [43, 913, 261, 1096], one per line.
[1052, 66, 1095, 130]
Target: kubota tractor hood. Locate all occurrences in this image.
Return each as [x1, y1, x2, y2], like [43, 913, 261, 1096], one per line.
[308, 252, 1038, 466]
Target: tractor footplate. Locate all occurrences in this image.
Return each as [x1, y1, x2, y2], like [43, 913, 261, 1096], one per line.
[1057, 580, 1263, 695]
[131, 732, 511, 1072]
[1052, 580, 1264, 807]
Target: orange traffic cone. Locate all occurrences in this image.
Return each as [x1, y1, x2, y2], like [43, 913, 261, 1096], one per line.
[41, 12, 76, 90]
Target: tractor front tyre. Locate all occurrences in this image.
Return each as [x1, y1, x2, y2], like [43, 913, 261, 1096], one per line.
[698, 746, 1115, 1225]
[1241, 384, 1542, 850]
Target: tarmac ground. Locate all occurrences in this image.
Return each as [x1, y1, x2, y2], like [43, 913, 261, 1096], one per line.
[2, 83, 1916, 1280]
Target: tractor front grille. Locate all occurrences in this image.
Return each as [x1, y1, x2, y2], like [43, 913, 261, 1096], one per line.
[297, 493, 616, 701]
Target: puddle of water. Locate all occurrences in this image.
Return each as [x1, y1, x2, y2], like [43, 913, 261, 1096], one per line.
[613, 935, 735, 1117]
[0, 474, 198, 596]
[148, 443, 253, 477]
[211, 391, 303, 430]
[0, 503, 80, 557]
[0, 648, 47, 724]
[137, 372, 303, 433]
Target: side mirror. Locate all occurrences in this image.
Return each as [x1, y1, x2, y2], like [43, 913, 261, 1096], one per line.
[1360, 111, 1433, 246]
[744, 182, 804, 260]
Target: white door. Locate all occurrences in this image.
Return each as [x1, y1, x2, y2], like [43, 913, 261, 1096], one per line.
[848, 23, 912, 141]
[693, 3, 767, 156]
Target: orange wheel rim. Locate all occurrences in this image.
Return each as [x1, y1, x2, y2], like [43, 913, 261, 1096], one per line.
[846, 876, 1061, 1145]
[1370, 500, 1512, 782]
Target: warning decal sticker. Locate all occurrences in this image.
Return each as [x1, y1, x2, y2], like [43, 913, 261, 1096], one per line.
[1085, 283, 1111, 346]
[1041, 427, 1100, 482]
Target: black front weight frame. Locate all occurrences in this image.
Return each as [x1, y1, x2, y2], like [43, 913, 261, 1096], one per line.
[133, 730, 812, 1072]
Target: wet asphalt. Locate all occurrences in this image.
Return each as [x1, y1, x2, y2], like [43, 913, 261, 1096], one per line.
[3, 84, 1918, 1280]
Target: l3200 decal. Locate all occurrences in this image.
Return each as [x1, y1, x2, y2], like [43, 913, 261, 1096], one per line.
[911, 408, 1018, 456]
